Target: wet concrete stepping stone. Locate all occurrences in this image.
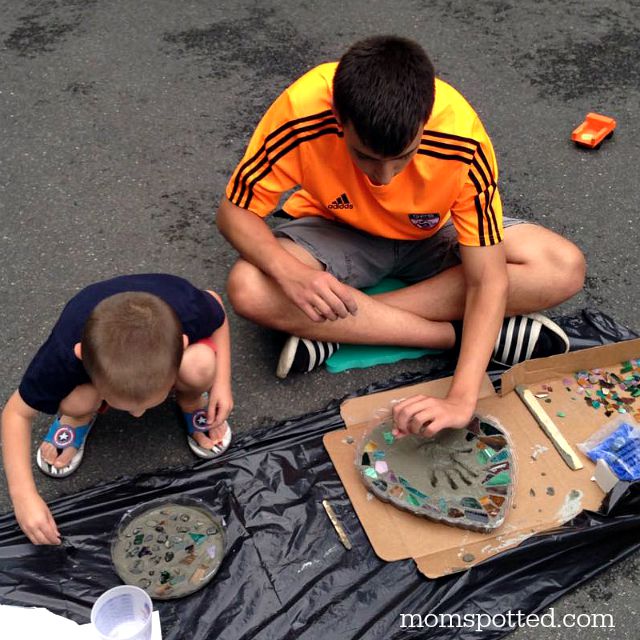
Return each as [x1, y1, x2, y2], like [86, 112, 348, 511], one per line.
[111, 498, 225, 600]
[357, 415, 515, 532]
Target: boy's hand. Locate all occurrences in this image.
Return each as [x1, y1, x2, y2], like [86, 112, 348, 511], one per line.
[206, 384, 233, 430]
[14, 491, 61, 545]
[278, 266, 358, 323]
[392, 395, 475, 439]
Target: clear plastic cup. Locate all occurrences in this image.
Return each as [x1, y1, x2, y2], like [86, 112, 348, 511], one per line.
[90, 585, 153, 640]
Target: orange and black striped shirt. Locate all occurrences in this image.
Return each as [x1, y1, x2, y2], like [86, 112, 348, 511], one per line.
[226, 62, 502, 246]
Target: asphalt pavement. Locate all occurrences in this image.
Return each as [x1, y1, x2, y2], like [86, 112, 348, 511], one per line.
[0, 0, 639, 637]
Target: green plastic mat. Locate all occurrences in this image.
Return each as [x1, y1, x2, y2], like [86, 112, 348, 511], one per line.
[325, 278, 442, 373]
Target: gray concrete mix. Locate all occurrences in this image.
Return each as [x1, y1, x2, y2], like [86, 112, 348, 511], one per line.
[0, 0, 638, 636]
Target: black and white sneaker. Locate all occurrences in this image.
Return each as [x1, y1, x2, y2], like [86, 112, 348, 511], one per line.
[276, 335, 340, 379]
[491, 312, 570, 367]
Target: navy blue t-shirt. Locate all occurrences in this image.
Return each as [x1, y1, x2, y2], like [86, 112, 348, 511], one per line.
[19, 274, 225, 414]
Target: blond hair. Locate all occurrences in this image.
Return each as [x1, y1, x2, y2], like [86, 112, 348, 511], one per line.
[81, 292, 182, 401]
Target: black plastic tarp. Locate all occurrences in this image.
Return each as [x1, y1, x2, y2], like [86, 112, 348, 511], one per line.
[0, 309, 638, 640]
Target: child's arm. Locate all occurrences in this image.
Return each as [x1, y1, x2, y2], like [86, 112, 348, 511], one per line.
[205, 291, 233, 428]
[1, 391, 61, 545]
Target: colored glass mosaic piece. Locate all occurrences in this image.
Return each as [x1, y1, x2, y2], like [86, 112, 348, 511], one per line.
[189, 533, 206, 545]
[372, 479, 388, 492]
[485, 472, 511, 487]
[364, 441, 378, 453]
[383, 431, 394, 444]
[389, 485, 404, 499]
[407, 494, 421, 507]
[489, 450, 509, 463]
[407, 486, 428, 499]
[476, 447, 497, 464]
[461, 497, 482, 510]
[364, 467, 378, 479]
[374, 460, 389, 474]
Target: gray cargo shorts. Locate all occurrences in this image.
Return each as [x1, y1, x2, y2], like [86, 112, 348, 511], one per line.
[273, 214, 529, 289]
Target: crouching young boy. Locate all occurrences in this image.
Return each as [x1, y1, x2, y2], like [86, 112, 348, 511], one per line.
[1, 273, 233, 545]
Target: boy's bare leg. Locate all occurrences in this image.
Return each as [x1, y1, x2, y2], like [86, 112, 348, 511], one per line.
[175, 343, 225, 447]
[228, 238, 456, 347]
[227, 224, 585, 344]
[39, 383, 102, 469]
[374, 224, 586, 321]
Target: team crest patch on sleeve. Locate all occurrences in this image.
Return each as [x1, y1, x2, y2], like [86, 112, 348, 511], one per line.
[408, 213, 440, 229]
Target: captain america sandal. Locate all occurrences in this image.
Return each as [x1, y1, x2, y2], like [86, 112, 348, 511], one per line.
[36, 415, 96, 478]
[183, 407, 232, 459]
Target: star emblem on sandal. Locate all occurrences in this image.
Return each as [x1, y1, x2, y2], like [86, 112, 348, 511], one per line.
[53, 426, 75, 447]
[192, 410, 210, 431]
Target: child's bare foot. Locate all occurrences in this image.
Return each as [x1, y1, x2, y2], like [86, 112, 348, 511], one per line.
[181, 399, 232, 459]
[191, 420, 228, 449]
[40, 440, 78, 469]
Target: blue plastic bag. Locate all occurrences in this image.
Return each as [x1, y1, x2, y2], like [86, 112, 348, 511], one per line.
[579, 419, 640, 481]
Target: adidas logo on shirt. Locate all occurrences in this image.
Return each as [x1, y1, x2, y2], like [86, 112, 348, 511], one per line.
[327, 193, 353, 210]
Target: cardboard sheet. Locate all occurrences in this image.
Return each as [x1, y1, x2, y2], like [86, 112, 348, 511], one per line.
[324, 339, 640, 578]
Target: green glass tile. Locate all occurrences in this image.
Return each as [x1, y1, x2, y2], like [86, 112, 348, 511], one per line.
[383, 431, 394, 444]
[489, 450, 509, 463]
[407, 486, 428, 499]
[406, 494, 420, 507]
[485, 471, 512, 487]
[477, 446, 497, 464]
[189, 533, 206, 544]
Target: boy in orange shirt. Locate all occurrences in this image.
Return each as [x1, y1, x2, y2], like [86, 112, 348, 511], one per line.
[217, 36, 585, 437]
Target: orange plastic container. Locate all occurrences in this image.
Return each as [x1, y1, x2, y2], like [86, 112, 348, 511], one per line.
[571, 113, 616, 149]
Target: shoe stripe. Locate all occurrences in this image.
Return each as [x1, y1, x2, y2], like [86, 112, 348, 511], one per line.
[503, 316, 519, 365]
[316, 341, 325, 370]
[524, 318, 542, 360]
[494, 322, 504, 358]
[512, 316, 530, 364]
[500, 317, 517, 364]
[302, 338, 317, 372]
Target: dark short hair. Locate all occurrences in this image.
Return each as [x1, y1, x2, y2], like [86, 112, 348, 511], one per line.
[81, 292, 183, 402]
[333, 35, 435, 157]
